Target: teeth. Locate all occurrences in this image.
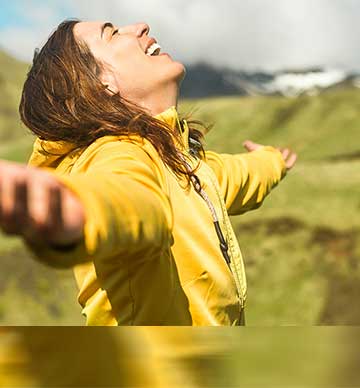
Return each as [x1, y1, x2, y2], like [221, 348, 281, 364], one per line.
[146, 43, 161, 56]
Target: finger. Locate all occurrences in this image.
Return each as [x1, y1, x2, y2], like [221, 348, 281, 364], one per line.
[0, 177, 17, 235]
[18, 179, 45, 244]
[48, 185, 63, 226]
[242, 140, 253, 151]
[285, 153, 298, 170]
[2, 179, 28, 235]
[243, 140, 260, 152]
[11, 179, 29, 234]
[282, 148, 290, 161]
[21, 177, 47, 244]
[27, 177, 52, 231]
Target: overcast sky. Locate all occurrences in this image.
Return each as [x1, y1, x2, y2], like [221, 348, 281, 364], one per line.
[1, 0, 359, 72]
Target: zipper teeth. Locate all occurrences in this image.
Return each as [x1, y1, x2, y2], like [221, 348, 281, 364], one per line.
[179, 152, 245, 306]
[206, 172, 245, 307]
[177, 138, 246, 311]
[182, 156, 241, 289]
[189, 175, 231, 267]
[190, 175, 218, 221]
[196, 173, 244, 306]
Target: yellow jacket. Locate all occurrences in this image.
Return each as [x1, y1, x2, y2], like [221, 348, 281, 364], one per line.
[28, 106, 286, 326]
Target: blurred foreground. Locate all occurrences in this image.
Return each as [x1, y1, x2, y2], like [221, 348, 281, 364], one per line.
[1, 327, 359, 387]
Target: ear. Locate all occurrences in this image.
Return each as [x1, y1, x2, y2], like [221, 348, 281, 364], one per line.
[99, 69, 119, 96]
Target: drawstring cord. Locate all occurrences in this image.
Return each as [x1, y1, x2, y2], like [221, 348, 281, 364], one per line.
[181, 155, 232, 267]
[178, 119, 245, 314]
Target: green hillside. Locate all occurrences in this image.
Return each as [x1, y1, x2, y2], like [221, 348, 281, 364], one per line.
[0, 50, 83, 323]
[181, 93, 360, 325]
[0, 50, 359, 325]
[180, 89, 360, 161]
[0, 50, 34, 161]
[179, 90, 360, 230]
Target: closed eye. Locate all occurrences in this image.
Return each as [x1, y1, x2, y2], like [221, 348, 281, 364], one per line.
[112, 29, 119, 36]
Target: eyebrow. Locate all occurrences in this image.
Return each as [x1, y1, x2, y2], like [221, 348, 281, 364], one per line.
[101, 22, 114, 38]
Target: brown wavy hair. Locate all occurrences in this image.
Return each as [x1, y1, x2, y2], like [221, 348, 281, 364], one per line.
[19, 19, 212, 182]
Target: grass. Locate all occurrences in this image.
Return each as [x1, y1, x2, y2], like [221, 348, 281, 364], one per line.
[180, 88, 360, 161]
[0, 50, 29, 142]
[179, 93, 360, 324]
[0, 49, 359, 324]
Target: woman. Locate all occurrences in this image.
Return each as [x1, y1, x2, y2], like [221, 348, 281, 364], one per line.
[0, 19, 296, 325]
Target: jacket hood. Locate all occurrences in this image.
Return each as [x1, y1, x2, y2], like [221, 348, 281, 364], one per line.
[28, 105, 189, 168]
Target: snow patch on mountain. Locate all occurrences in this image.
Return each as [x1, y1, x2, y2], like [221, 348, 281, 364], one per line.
[263, 69, 348, 97]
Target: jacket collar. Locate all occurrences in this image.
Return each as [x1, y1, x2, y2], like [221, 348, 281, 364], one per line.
[154, 105, 189, 152]
[28, 106, 190, 168]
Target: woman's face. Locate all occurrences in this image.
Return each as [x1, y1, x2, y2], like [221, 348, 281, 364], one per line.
[73, 21, 185, 101]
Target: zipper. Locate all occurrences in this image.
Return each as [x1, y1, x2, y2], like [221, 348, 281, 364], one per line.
[178, 120, 245, 309]
[189, 173, 231, 268]
[206, 172, 246, 309]
[189, 171, 244, 310]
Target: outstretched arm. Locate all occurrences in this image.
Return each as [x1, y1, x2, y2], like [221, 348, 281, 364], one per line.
[204, 140, 297, 216]
[0, 140, 173, 268]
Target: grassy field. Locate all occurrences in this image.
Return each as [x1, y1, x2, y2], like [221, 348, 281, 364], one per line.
[181, 91, 360, 325]
[0, 49, 359, 325]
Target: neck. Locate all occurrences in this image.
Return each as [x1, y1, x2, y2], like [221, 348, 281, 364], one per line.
[138, 81, 179, 116]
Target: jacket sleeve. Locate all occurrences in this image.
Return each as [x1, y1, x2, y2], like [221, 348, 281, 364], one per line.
[26, 140, 173, 268]
[204, 146, 287, 216]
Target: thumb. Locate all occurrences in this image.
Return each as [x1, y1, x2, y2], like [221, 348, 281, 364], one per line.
[243, 140, 261, 152]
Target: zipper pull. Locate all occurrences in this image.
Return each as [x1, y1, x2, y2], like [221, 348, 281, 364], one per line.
[214, 221, 231, 266]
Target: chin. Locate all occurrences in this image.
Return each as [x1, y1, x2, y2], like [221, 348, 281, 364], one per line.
[158, 61, 186, 86]
[173, 61, 186, 83]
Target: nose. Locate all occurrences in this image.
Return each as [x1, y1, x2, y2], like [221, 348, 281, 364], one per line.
[135, 22, 150, 37]
[117, 22, 150, 37]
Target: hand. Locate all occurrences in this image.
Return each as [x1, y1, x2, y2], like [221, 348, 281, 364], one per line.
[243, 140, 297, 170]
[0, 160, 85, 248]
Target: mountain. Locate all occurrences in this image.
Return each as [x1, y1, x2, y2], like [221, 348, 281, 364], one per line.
[180, 62, 248, 98]
[180, 62, 360, 99]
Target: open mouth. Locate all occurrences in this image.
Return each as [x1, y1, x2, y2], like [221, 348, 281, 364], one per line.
[145, 42, 161, 56]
